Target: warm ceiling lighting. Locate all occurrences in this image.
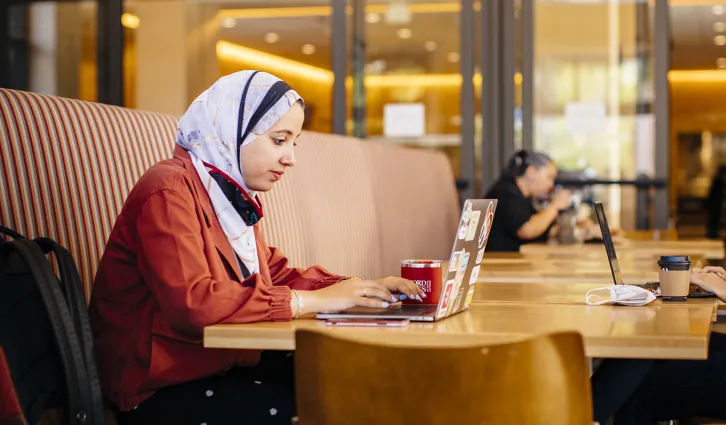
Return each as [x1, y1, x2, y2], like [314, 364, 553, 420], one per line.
[718, 58, 726, 68]
[218, 3, 471, 20]
[121, 13, 140, 29]
[302, 44, 316, 55]
[221, 17, 237, 29]
[397, 28, 412, 39]
[668, 70, 726, 83]
[715, 34, 726, 45]
[265, 32, 279, 43]
[217, 41, 525, 88]
[447, 52, 460, 63]
[366, 13, 381, 23]
[714, 4, 726, 15]
[716, 21, 726, 32]
[425, 41, 437, 51]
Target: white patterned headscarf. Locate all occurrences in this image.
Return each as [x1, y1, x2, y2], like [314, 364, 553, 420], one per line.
[176, 70, 303, 276]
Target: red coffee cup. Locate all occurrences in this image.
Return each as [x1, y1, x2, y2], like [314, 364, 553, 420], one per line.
[401, 260, 443, 305]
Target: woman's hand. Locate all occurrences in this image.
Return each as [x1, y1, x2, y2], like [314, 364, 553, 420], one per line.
[691, 269, 726, 301]
[701, 266, 726, 280]
[297, 277, 425, 315]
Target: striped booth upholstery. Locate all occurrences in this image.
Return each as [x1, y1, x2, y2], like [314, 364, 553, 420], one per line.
[0, 88, 459, 298]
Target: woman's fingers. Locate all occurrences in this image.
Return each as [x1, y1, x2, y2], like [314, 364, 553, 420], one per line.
[355, 296, 391, 308]
[359, 285, 396, 303]
[703, 266, 726, 278]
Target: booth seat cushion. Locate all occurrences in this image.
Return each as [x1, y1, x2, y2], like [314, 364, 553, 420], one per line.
[0, 88, 176, 296]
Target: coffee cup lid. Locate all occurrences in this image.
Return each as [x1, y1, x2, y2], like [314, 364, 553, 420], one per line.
[658, 255, 691, 263]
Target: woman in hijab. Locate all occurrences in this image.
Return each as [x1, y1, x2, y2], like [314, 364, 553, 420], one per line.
[89, 71, 424, 425]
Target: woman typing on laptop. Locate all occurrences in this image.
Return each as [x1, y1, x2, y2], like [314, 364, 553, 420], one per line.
[89, 71, 424, 425]
[592, 266, 726, 424]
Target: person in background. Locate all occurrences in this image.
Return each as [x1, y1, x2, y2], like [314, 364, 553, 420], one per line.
[706, 165, 726, 239]
[483, 150, 573, 251]
[592, 266, 726, 424]
[89, 70, 424, 425]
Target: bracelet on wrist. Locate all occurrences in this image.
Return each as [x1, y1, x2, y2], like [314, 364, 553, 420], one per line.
[291, 289, 303, 319]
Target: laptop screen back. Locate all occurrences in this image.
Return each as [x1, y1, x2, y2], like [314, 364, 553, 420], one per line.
[436, 199, 498, 319]
[593, 201, 624, 285]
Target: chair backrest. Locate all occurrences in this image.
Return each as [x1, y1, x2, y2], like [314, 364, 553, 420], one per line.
[294, 330, 592, 425]
[0, 89, 177, 297]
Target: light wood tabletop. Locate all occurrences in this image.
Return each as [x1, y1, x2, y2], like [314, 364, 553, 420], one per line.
[472, 281, 722, 318]
[203, 302, 714, 360]
[478, 253, 708, 284]
[520, 239, 724, 260]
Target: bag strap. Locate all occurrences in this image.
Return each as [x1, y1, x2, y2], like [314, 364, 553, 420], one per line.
[33, 238, 104, 424]
[0, 239, 98, 425]
[0, 227, 25, 241]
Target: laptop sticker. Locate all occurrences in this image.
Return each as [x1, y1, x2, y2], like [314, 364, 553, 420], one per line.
[468, 265, 480, 285]
[464, 286, 476, 309]
[476, 248, 485, 265]
[449, 251, 462, 272]
[459, 251, 470, 271]
[454, 267, 466, 285]
[465, 210, 481, 241]
[438, 279, 456, 318]
[458, 201, 474, 240]
[478, 201, 495, 249]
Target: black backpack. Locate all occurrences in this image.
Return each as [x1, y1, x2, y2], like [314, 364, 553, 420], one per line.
[0, 226, 104, 425]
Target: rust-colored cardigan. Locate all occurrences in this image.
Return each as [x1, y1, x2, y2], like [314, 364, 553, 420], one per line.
[89, 146, 345, 411]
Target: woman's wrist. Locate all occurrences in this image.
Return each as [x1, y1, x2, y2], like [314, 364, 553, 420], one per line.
[290, 290, 318, 318]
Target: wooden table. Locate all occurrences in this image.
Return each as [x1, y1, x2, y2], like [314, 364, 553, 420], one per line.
[472, 281, 722, 320]
[520, 240, 724, 260]
[204, 303, 714, 360]
[478, 253, 708, 284]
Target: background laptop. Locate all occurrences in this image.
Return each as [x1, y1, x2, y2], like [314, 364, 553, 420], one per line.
[317, 199, 498, 322]
[593, 201, 715, 298]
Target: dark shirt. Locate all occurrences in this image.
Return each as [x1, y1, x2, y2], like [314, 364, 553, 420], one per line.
[484, 176, 549, 252]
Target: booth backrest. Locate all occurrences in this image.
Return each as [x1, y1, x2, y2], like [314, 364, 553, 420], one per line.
[0, 88, 459, 297]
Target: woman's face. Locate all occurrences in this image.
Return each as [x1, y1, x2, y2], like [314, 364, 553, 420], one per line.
[524, 161, 557, 198]
[239, 102, 304, 192]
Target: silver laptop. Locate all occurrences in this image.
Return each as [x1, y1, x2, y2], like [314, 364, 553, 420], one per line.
[317, 199, 498, 322]
[593, 201, 715, 298]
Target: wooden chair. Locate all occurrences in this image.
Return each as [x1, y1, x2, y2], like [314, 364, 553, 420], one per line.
[294, 330, 592, 425]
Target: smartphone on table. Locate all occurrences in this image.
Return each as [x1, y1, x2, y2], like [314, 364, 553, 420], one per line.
[325, 319, 410, 327]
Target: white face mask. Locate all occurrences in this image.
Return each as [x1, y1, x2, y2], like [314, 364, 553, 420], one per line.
[585, 285, 656, 307]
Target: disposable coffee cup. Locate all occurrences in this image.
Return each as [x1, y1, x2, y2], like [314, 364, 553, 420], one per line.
[657, 255, 691, 302]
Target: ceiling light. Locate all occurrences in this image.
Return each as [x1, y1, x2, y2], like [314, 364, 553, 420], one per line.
[716, 35, 726, 45]
[447, 52, 460, 63]
[716, 22, 726, 32]
[366, 13, 380, 24]
[221, 17, 237, 29]
[718, 58, 726, 69]
[714, 5, 726, 15]
[265, 32, 279, 43]
[425, 41, 437, 52]
[121, 13, 140, 29]
[397, 28, 412, 39]
[302, 44, 316, 55]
